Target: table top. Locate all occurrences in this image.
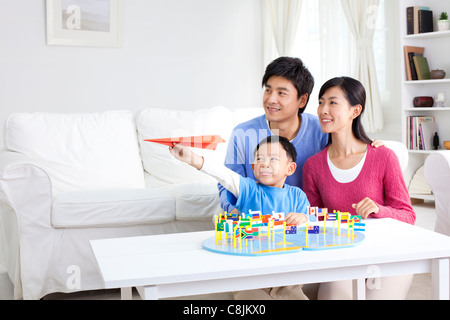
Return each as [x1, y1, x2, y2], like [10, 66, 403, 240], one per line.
[90, 218, 450, 289]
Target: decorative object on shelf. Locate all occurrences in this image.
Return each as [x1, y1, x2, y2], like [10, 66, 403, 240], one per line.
[435, 91, 447, 108]
[438, 12, 450, 31]
[430, 69, 446, 79]
[433, 132, 440, 150]
[444, 141, 450, 150]
[413, 96, 434, 108]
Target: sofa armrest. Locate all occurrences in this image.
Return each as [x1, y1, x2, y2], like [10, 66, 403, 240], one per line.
[0, 150, 55, 298]
[0, 149, 53, 228]
[424, 151, 450, 235]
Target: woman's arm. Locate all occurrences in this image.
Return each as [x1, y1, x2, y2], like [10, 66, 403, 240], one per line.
[359, 150, 416, 225]
[375, 151, 416, 224]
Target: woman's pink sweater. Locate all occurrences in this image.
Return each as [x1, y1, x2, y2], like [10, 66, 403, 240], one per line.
[302, 145, 416, 225]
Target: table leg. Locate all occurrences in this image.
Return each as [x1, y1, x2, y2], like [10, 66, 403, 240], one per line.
[431, 258, 450, 300]
[352, 278, 366, 300]
[136, 286, 158, 300]
[121, 287, 132, 300]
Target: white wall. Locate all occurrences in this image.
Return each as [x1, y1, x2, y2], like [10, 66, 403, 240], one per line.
[0, 0, 263, 148]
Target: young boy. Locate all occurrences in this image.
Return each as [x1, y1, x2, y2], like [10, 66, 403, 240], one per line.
[169, 135, 309, 226]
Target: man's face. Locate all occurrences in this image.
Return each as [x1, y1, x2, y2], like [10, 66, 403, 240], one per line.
[262, 76, 306, 125]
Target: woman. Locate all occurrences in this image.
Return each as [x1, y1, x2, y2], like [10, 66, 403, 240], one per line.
[302, 77, 416, 299]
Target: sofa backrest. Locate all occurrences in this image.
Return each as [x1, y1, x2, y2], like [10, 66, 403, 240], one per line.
[4, 111, 145, 195]
[136, 106, 264, 188]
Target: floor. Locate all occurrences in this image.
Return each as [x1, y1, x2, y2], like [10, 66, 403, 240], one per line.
[0, 201, 437, 300]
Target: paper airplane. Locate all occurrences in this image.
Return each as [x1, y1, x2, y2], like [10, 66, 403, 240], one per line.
[144, 135, 225, 150]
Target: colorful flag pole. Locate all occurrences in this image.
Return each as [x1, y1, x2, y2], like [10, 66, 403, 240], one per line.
[337, 211, 341, 235]
[305, 223, 309, 246]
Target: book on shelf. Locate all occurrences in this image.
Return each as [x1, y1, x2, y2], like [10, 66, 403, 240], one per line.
[406, 6, 431, 34]
[413, 55, 431, 80]
[406, 116, 436, 150]
[418, 9, 433, 33]
[420, 121, 437, 151]
[404, 46, 425, 80]
[408, 52, 422, 80]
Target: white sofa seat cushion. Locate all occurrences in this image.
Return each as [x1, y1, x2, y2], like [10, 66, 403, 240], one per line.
[4, 111, 145, 195]
[159, 182, 223, 221]
[52, 189, 175, 228]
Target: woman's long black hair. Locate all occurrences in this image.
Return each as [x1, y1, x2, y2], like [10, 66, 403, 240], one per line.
[318, 76, 372, 146]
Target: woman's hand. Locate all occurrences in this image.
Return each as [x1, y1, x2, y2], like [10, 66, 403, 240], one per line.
[352, 197, 380, 219]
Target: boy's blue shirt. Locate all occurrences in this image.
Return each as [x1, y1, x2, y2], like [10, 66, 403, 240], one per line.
[227, 176, 310, 216]
[219, 113, 328, 213]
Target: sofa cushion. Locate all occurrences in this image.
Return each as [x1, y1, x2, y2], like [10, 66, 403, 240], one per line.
[4, 111, 145, 195]
[159, 182, 223, 221]
[136, 106, 234, 188]
[231, 108, 265, 127]
[52, 189, 175, 228]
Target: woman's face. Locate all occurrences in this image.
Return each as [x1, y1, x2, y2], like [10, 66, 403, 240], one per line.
[317, 86, 361, 135]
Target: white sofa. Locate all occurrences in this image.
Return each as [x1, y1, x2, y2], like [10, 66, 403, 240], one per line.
[0, 106, 264, 299]
[424, 151, 450, 236]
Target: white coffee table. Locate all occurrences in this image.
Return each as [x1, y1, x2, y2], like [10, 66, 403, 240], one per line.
[90, 218, 450, 300]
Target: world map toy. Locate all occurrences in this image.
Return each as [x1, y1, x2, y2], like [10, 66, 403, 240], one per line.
[202, 208, 366, 257]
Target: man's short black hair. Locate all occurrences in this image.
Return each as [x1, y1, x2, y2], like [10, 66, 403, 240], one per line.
[262, 56, 315, 115]
[255, 135, 297, 162]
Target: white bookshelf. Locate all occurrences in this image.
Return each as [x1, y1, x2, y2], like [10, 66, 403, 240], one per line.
[399, 0, 450, 201]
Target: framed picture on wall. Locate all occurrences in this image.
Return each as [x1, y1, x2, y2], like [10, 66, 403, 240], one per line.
[46, 0, 123, 47]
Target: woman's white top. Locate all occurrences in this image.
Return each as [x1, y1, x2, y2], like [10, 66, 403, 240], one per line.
[327, 149, 368, 183]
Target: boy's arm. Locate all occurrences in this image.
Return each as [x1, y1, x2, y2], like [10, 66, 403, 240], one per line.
[218, 128, 249, 213]
[169, 144, 241, 198]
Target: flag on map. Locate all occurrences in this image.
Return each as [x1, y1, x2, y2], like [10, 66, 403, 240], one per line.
[243, 210, 261, 219]
[285, 225, 297, 234]
[273, 220, 284, 228]
[251, 221, 264, 228]
[340, 212, 350, 223]
[216, 221, 225, 231]
[272, 211, 285, 220]
[354, 222, 365, 231]
[261, 215, 271, 224]
[318, 208, 328, 221]
[240, 227, 258, 240]
[308, 225, 319, 234]
[308, 207, 318, 216]
[239, 218, 251, 228]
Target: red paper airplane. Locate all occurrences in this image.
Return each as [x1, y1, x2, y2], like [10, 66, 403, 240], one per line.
[144, 135, 226, 150]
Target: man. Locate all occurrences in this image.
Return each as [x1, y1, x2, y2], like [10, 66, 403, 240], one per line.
[219, 57, 328, 214]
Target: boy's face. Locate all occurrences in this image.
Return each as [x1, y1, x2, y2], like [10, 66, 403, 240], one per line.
[252, 142, 296, 188]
